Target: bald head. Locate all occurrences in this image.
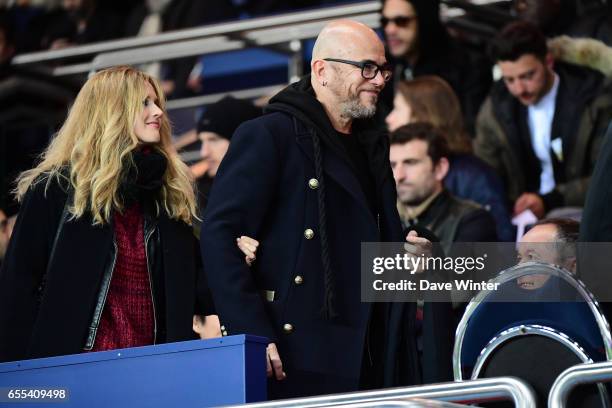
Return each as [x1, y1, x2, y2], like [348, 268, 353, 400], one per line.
[312, 19, 385, 62]
[310, 20, 388, 132]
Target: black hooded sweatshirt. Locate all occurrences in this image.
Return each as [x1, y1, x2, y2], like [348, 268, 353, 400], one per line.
[267, 75, 392, 219]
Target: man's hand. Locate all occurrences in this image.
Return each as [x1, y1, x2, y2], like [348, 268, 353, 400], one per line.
[404, 230, 432, 273]
[514, 193, 545, 218]
[266, 343, 286, 380]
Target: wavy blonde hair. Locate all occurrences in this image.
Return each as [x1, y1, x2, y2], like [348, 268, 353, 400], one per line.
[396, 76, 473, 155]
[15, 66, 197, 225]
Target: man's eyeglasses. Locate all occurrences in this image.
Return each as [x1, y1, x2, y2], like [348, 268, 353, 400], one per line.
[323, 58, 393, 82]
[380, 15, 416, 28]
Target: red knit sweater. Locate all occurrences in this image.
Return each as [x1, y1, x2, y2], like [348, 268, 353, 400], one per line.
[91, 203, 154, 351]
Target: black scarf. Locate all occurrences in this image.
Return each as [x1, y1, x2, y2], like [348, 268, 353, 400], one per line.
[119, 147, 167, 207]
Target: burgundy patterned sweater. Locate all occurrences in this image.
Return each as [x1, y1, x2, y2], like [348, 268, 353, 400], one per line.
[91, 203, 154, 351]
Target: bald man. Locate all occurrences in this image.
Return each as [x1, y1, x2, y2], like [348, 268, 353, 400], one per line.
[201, 20, 447, 398]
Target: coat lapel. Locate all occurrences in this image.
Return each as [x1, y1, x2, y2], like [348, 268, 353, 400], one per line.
[295, 131, 376, 223]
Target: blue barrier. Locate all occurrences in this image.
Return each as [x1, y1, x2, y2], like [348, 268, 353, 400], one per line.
[0, 334, 268, 408]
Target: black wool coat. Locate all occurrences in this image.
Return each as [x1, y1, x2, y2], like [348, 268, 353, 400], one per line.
[0, 175, 211, 362]
[200, 77, 452, 398]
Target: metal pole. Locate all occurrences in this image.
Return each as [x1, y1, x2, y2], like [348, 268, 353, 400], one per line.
[288, 40, 303, 83]
[549, 361, 612, 408]
[230, 377, 536, 408]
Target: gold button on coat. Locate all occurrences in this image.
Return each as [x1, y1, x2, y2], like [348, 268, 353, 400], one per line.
[283, 323, 294, 334]
[308, 178, 319, 189]
[304, 229, 314, 239]
[294, 275, 304, 285]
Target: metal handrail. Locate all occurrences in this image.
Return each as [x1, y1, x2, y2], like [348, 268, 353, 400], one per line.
[549, 361, 612, 408]
[228, 377, 536, 408]
[81, 12, 380, 74]
[165, 84, 285, 111]
[321, 399, 466, 407]
[12, 1, 381, 66]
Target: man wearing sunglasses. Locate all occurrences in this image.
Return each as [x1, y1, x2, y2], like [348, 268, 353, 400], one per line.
[202, 19, 451, 399]
[380, 0, 492, 133]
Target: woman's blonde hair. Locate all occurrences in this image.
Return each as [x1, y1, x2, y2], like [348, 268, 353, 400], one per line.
[396, 76, 472, 154]
[16, 65, 197, 225]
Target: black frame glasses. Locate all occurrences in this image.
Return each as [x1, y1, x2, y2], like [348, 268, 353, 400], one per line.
[380, 15, 416, 28]
[323, 58, 393, 82]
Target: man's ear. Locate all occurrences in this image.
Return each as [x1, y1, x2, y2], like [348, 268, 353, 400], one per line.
[311, 59, 328, 86]
[434, 157, 449, 182]
[545, 51, 555, 71]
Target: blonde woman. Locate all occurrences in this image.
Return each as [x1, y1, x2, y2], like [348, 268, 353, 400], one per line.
[0, 66, 256, 362]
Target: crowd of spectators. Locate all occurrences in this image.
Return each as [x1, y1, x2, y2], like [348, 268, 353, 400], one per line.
[2, 0, 612, 246]
[3, 2, 612, 403]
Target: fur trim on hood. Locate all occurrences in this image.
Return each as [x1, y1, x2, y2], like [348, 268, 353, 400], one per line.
[549, 35, 612, 76]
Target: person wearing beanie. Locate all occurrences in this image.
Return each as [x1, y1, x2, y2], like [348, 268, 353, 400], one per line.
[194, 96, 261, 214]
[197, 96, 261, 178]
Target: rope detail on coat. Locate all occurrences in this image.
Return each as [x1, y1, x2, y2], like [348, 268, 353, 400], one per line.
[311, 131, 338, 320]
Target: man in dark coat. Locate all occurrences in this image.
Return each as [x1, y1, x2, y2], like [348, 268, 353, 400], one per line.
[201, 20, 452, 399]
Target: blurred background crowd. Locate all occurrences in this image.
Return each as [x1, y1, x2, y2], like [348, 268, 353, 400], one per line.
[1, 0, 612, 264]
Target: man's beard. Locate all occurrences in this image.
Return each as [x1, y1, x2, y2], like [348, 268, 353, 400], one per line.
[397, 181, 436, 207]
[339, 95, 377, 119]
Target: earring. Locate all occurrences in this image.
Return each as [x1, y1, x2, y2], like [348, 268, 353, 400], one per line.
[322, 81, 327, 87]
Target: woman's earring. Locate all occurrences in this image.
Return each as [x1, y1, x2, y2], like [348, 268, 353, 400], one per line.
[322, 81, 327, 87]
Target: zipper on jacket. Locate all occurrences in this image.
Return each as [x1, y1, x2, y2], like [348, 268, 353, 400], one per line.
[144, 225, 158, 345]
[377, 213, 381, 234]
[86, 240, 118, 350]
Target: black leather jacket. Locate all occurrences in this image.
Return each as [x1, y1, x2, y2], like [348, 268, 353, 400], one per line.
[83, 214, 168, 350]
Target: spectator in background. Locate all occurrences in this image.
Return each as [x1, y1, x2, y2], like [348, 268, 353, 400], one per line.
[158, 0, 238, 97]
[1, 0, 46, 53]
[42, 0, 124, 49]
[195, 96, 261, 211]
[386, 76, 513, 241]
[390, 123, 498, 252]
[514, 0, 612, 46]
[123, 0, 173, 80]
[0, 14, 79, 217]
[475, 21, 612, 219]
[517, 217, 579, 290]
[380, 0, 492, 133]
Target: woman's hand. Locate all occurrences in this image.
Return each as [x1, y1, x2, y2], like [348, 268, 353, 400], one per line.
[193, 314, 221, 339]
[236, 236, 259, 266]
